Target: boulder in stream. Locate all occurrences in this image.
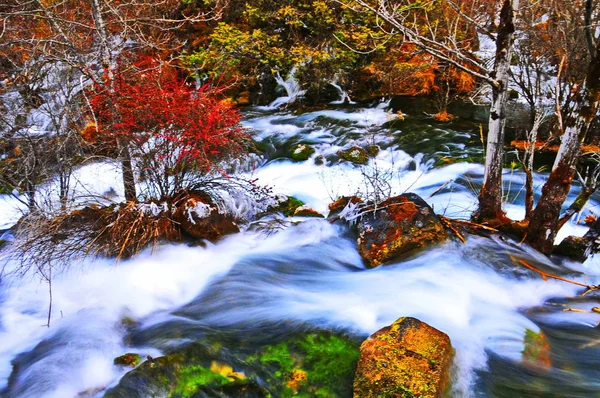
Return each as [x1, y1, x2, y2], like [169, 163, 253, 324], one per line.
[174, 191, 239, 241]
[357, 193, 448, 267]
[338, 146, 370, 165]
[354, 317, 453, 398]
[105, 331, 360, 398]
[291, 144, 316, 161]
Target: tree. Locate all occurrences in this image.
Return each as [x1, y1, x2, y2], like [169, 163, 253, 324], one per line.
[0, 0, 227, 203]
[88, 58, 249, 200]
[526, 27, 600, 253]
[342, 0, 518, 222]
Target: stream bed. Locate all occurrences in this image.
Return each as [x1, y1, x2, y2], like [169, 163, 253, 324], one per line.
[1, 100, 600, 397]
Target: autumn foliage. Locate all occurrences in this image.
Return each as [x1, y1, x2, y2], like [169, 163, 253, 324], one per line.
[88, 58, 249, 198]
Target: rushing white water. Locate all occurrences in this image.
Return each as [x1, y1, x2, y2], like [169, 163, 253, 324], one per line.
[329, 79, 355, 105]
[1, 102, 600, 397]
[265, 67, 306, 109]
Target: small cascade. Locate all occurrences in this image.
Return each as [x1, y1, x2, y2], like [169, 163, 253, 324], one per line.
[266, 67, 306, 109]
[329, 79, 355, 105]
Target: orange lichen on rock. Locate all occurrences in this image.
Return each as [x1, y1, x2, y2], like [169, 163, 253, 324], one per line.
[356, 193, 448, 267]
[354, 317, 454, 398]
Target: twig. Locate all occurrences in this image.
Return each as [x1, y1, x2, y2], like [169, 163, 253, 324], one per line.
[441, 217, 498, 232]
[512, 256, 600, 294]
[429, 180, 453, 198]
[440, 217, 466, 243]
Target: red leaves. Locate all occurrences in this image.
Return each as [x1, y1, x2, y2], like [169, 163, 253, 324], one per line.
[88, 58, 247, 173]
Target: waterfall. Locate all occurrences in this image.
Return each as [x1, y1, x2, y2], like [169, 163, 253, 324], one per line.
[266, 67, 306, 109]
[329, 79, 355, 105]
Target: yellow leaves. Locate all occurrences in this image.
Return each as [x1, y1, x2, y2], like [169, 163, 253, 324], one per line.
[286, 369, 308, 392]
[209, 361, 245, 381]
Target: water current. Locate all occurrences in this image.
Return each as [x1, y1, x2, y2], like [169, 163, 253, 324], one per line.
[1, 99, 600, 397]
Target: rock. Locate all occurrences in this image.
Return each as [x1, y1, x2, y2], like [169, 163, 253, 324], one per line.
[105, 332, 359, 398]
[328, 196, 363, 219]
[291, 144, 316, 162]
[338, 146, 369, 165]
[357, 193, 448, 267]
[553, 236, 587, 262]
[293, 205, 324, 218]
[174, 192, 239, 241]
[114, 353, 142, 367]
[522, 329, 551, 369]
[249, 332, 360, 397]
[354, 317, 453, 398]
[268, 196, 304, 217]
[366, 145, 380, 157]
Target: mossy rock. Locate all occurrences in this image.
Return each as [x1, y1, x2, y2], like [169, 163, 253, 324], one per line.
[114, 353, 142, 367]
[105, 348, 265, 398]
[338, 146, 369, 165]
[522, 329, 551, 369]
[269, 196, 305, 217]
[248, 332, 361, 397]
[291, 144, 316, 162]
[366, 145, 380, 157]
[357, 193, 448, 268]
[106, 332, 360, 398]
[354, 317, 453, 398]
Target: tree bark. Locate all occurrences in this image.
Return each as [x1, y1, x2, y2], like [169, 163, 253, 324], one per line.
[119, 140, 137, 202]
[476, 0, 518, 222]
[527, 37, 600, 254]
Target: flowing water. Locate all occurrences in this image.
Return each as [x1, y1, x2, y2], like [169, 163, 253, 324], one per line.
[1, 99, 600, 397]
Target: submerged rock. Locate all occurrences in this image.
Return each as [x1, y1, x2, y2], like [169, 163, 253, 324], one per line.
[522, 329, 551, 369]
[354, 317, 453, 398]
[105, 331, 360, 398]
[357, 193, 448, 267]
[174, 191, 239, 241]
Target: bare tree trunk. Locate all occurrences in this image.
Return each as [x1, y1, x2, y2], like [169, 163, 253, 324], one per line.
[476, 0, 518, 222]
[119, 140, 137, 202]
[527, 38, 600, 253]
[523, 109, 545, 219]
[91, 0, 136, 201]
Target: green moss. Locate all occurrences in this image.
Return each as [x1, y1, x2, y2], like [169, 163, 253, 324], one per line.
[299, 334, 360, 388]
[291, 144, 316, 161]
[171, 365, 230, 398]
[258, 342, 295, 378]
[251, 332, 359, 397]
[338, 146, 369, 165]
[271, 196, 305, 216]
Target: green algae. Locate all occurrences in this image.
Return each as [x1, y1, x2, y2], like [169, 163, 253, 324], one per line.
[170, 365, 230, 398]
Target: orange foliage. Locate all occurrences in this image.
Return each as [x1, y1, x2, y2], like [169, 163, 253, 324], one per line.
[433, 110, 454, 122]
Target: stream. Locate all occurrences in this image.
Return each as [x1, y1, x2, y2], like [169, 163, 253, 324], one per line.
[1, 99, 600, 397]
